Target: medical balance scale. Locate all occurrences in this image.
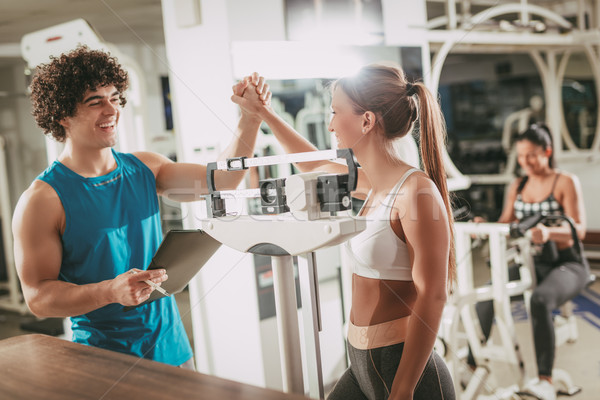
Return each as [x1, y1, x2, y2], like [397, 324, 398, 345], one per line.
[201, 149, 365, 399]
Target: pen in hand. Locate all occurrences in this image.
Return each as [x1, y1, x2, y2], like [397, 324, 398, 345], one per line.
[128, 269, 170, 297]
[144, 279, 170, 297]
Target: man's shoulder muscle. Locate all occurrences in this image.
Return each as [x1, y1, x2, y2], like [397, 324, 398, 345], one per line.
[13, 180, 64, 236]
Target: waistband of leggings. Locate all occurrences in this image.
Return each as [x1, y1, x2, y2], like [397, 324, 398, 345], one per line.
[347, 316, 410, 350]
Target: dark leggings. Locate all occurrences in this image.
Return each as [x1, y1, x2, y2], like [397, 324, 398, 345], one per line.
[328, 342, 455, 400]
[468, 246, 590, 376]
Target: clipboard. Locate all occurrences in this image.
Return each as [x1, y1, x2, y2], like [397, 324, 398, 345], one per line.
[124, 229, 222, 310]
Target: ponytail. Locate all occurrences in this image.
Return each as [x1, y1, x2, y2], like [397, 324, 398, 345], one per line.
[412, 83, 456, 289]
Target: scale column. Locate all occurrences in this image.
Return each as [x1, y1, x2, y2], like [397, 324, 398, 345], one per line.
[271, 255, 304, 394]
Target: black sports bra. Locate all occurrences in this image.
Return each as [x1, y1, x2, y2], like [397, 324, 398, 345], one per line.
[513, 173, 563, 226]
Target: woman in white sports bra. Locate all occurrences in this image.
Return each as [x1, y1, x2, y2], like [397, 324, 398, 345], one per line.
[233, 65, 456, 400]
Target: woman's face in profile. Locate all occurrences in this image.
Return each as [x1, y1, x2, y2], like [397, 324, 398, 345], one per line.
[516, 139, 551, 175]
[327, 87, 364, 150]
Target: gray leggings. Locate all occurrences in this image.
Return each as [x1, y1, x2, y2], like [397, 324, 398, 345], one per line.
[328, 342, 455, 400]
[468, 245, 590, 376]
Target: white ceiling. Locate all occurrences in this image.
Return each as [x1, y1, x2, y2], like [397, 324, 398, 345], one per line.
[0, 0, 165, 47]
[0, 0, 583, 48]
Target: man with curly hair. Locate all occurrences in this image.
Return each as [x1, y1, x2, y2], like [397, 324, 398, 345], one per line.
[12, 46, 266, 368]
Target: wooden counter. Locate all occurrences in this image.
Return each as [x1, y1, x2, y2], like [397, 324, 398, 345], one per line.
[0, 334, 307, 399]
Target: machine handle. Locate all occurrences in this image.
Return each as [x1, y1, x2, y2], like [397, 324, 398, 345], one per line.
[207, 161, 218, 194]
[336, 148, 358, 192]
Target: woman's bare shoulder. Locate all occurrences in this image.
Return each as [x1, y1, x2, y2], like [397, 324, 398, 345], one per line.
[556, 170, 580, 191]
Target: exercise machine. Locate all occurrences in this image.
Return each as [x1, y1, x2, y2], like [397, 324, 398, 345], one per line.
[444, 213, 588, 399]
[442, 221, 534, 400]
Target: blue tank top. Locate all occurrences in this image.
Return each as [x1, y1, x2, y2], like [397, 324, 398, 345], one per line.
[37, 149, 192, 366]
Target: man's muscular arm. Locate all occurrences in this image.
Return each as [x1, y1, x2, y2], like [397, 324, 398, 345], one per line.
[12, 181, 166, 318]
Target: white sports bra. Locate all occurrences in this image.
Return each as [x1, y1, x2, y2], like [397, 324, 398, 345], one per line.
[345, 168, 420, 281]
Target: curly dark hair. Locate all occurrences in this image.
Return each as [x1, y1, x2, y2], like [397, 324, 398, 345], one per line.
[29, 45, 129, 142]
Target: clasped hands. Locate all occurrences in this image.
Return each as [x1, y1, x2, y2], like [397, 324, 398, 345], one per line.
[231, 72, 272, 119]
